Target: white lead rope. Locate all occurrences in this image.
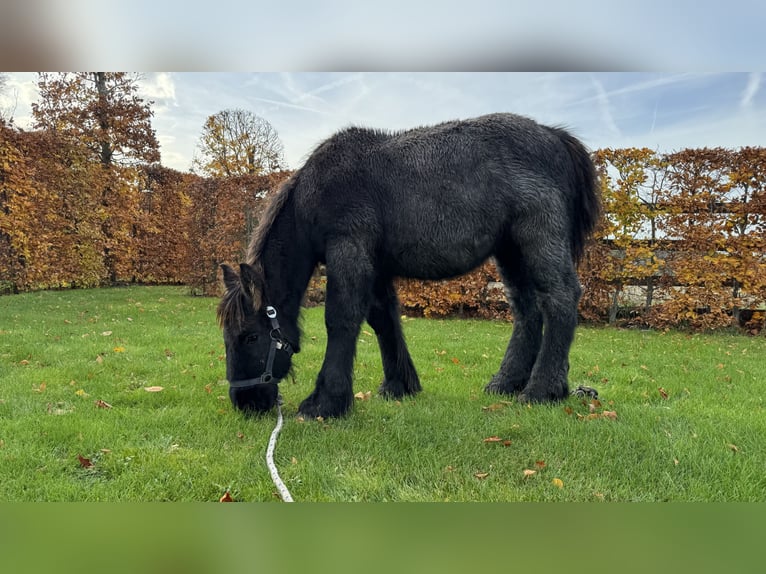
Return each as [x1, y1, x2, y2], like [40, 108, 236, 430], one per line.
[266, 395, 294, 502]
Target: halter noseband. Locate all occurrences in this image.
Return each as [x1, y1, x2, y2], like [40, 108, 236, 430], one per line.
[228, 306, 295, 391]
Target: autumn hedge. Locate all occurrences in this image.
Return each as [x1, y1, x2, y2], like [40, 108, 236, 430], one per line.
[1, 121, 765, 331]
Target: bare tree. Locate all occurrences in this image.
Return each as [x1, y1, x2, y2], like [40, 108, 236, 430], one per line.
[192, 109, 285, 177]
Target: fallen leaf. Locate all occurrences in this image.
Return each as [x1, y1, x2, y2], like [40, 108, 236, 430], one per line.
[113, 346, 125, 353]
[100, 449, 111, 454]
[522, 469, 537, 478]
[219, 492, 234, 502]
[451, 357, 460, 365]
[291, 457, 298, 465]
[34, 382, 47, 393]
[354, 391, 372, 401]
[474, 472, 490, 480]
[204, 384, 212, 393]
[727, 443, 739, 453]
[563, 406, 574, 415]
[95, 355, 104, 364]
[502, 440, 512, 447]
[101, 331, 112, 336]
[75, 389, 89, 397]
[535, 460, 546, 469]
[483, 436, 503, 443]
[236, 431, 245, 440]
[362, 330, 373, 337]
[94, 399, 112, 409]
[673, 458, 679, 466]
[19, 359, 29, 365]
[316, 416, 324, 423]
[482, 403, 506, 412]
[77, 454, 93, 468]
[658, 387, 669, 400]
[552, 478, 564, 489]
[144, 386, 164, 392]
[602, 410, 618, 420]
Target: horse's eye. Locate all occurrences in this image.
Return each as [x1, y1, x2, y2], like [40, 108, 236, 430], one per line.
[244, 334, 259, 344]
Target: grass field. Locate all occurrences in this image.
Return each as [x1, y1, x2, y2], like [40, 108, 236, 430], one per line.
[1, 285, 765, 501]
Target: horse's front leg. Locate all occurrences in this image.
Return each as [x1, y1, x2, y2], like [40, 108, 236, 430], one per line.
[298, 243, 372, 418]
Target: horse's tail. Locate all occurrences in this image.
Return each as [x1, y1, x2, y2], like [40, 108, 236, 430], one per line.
[549, 127, 602, 263]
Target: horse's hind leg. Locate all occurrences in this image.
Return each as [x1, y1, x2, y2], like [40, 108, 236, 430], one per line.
[519, 252, 581, 403]
[367, 277, 421, 398]
[485, 253, 543, 396]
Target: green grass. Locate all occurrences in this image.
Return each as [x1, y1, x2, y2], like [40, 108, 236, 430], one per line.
[1, 286, 765, 501]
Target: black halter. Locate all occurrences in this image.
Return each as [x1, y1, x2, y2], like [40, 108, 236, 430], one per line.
[228, 306, 295, 391]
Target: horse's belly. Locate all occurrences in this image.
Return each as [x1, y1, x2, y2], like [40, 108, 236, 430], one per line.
[388, 234, 494, 280]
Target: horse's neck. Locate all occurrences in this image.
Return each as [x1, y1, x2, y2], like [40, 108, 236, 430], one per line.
[260, 206, 315, 324]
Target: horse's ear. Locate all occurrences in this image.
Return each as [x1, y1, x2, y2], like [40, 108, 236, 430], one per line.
[220, 264, 240, 292]
[239, 262, 264, 310]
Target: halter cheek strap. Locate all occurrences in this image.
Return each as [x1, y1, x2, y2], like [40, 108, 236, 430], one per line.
[228, 306, 295, 391]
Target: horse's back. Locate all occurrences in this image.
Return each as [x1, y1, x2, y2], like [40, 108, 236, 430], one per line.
[294, 114, 593, 279]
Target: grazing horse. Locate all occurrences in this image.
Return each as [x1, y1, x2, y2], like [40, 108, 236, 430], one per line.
[217, 113, 601, 418]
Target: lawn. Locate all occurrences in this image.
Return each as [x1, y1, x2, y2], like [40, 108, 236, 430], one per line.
[1, 286, 765, 501]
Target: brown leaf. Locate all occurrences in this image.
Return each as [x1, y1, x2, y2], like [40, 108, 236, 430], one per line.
[236, 431, 244, 440]
[482, 403, 506, 412]
[143, 386, 164, 392]
[658, 387, 669, 400]
[522, 469, 537, 478]
[474, 471, 490, 480]
[94, 399, 112, 409]
[563, 406, 574, 415]
[502, 440, 512, 447]
[483, 436, 503, 443]
[77, 454, 93, 468]
[95, 355, 104, 364]
[451, 357, 460, 365]
[219, 491, 234, 502]
[535, 460, 546, 469]
[354, 391, 372, 401]
[602, 410, 618, 420]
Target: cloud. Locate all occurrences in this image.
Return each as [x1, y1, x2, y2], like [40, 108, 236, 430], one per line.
[139, 73, 176, 108]
[741, 73, 761, 108]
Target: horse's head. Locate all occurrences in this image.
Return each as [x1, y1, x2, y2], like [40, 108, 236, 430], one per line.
[217, 263, 296, 414]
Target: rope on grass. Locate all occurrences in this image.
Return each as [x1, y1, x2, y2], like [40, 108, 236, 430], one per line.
[266, 395, 294, 502]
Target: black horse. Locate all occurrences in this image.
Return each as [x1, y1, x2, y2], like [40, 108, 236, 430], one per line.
[218, 113, 601, 418]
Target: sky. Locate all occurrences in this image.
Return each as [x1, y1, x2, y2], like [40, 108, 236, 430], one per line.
[2, 72, 764, 173]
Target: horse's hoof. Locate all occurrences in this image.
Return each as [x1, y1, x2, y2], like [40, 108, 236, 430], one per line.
[298, 393, 352, 419]
[484, 378, 523, 396]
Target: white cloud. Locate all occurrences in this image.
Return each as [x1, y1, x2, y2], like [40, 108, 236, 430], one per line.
[741, 72, 761, 108]
[139, 73, 176, 107]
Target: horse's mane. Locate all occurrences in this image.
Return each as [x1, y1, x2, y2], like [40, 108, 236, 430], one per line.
[217, 174, 296, 329]
[246, 174, 296, 265]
